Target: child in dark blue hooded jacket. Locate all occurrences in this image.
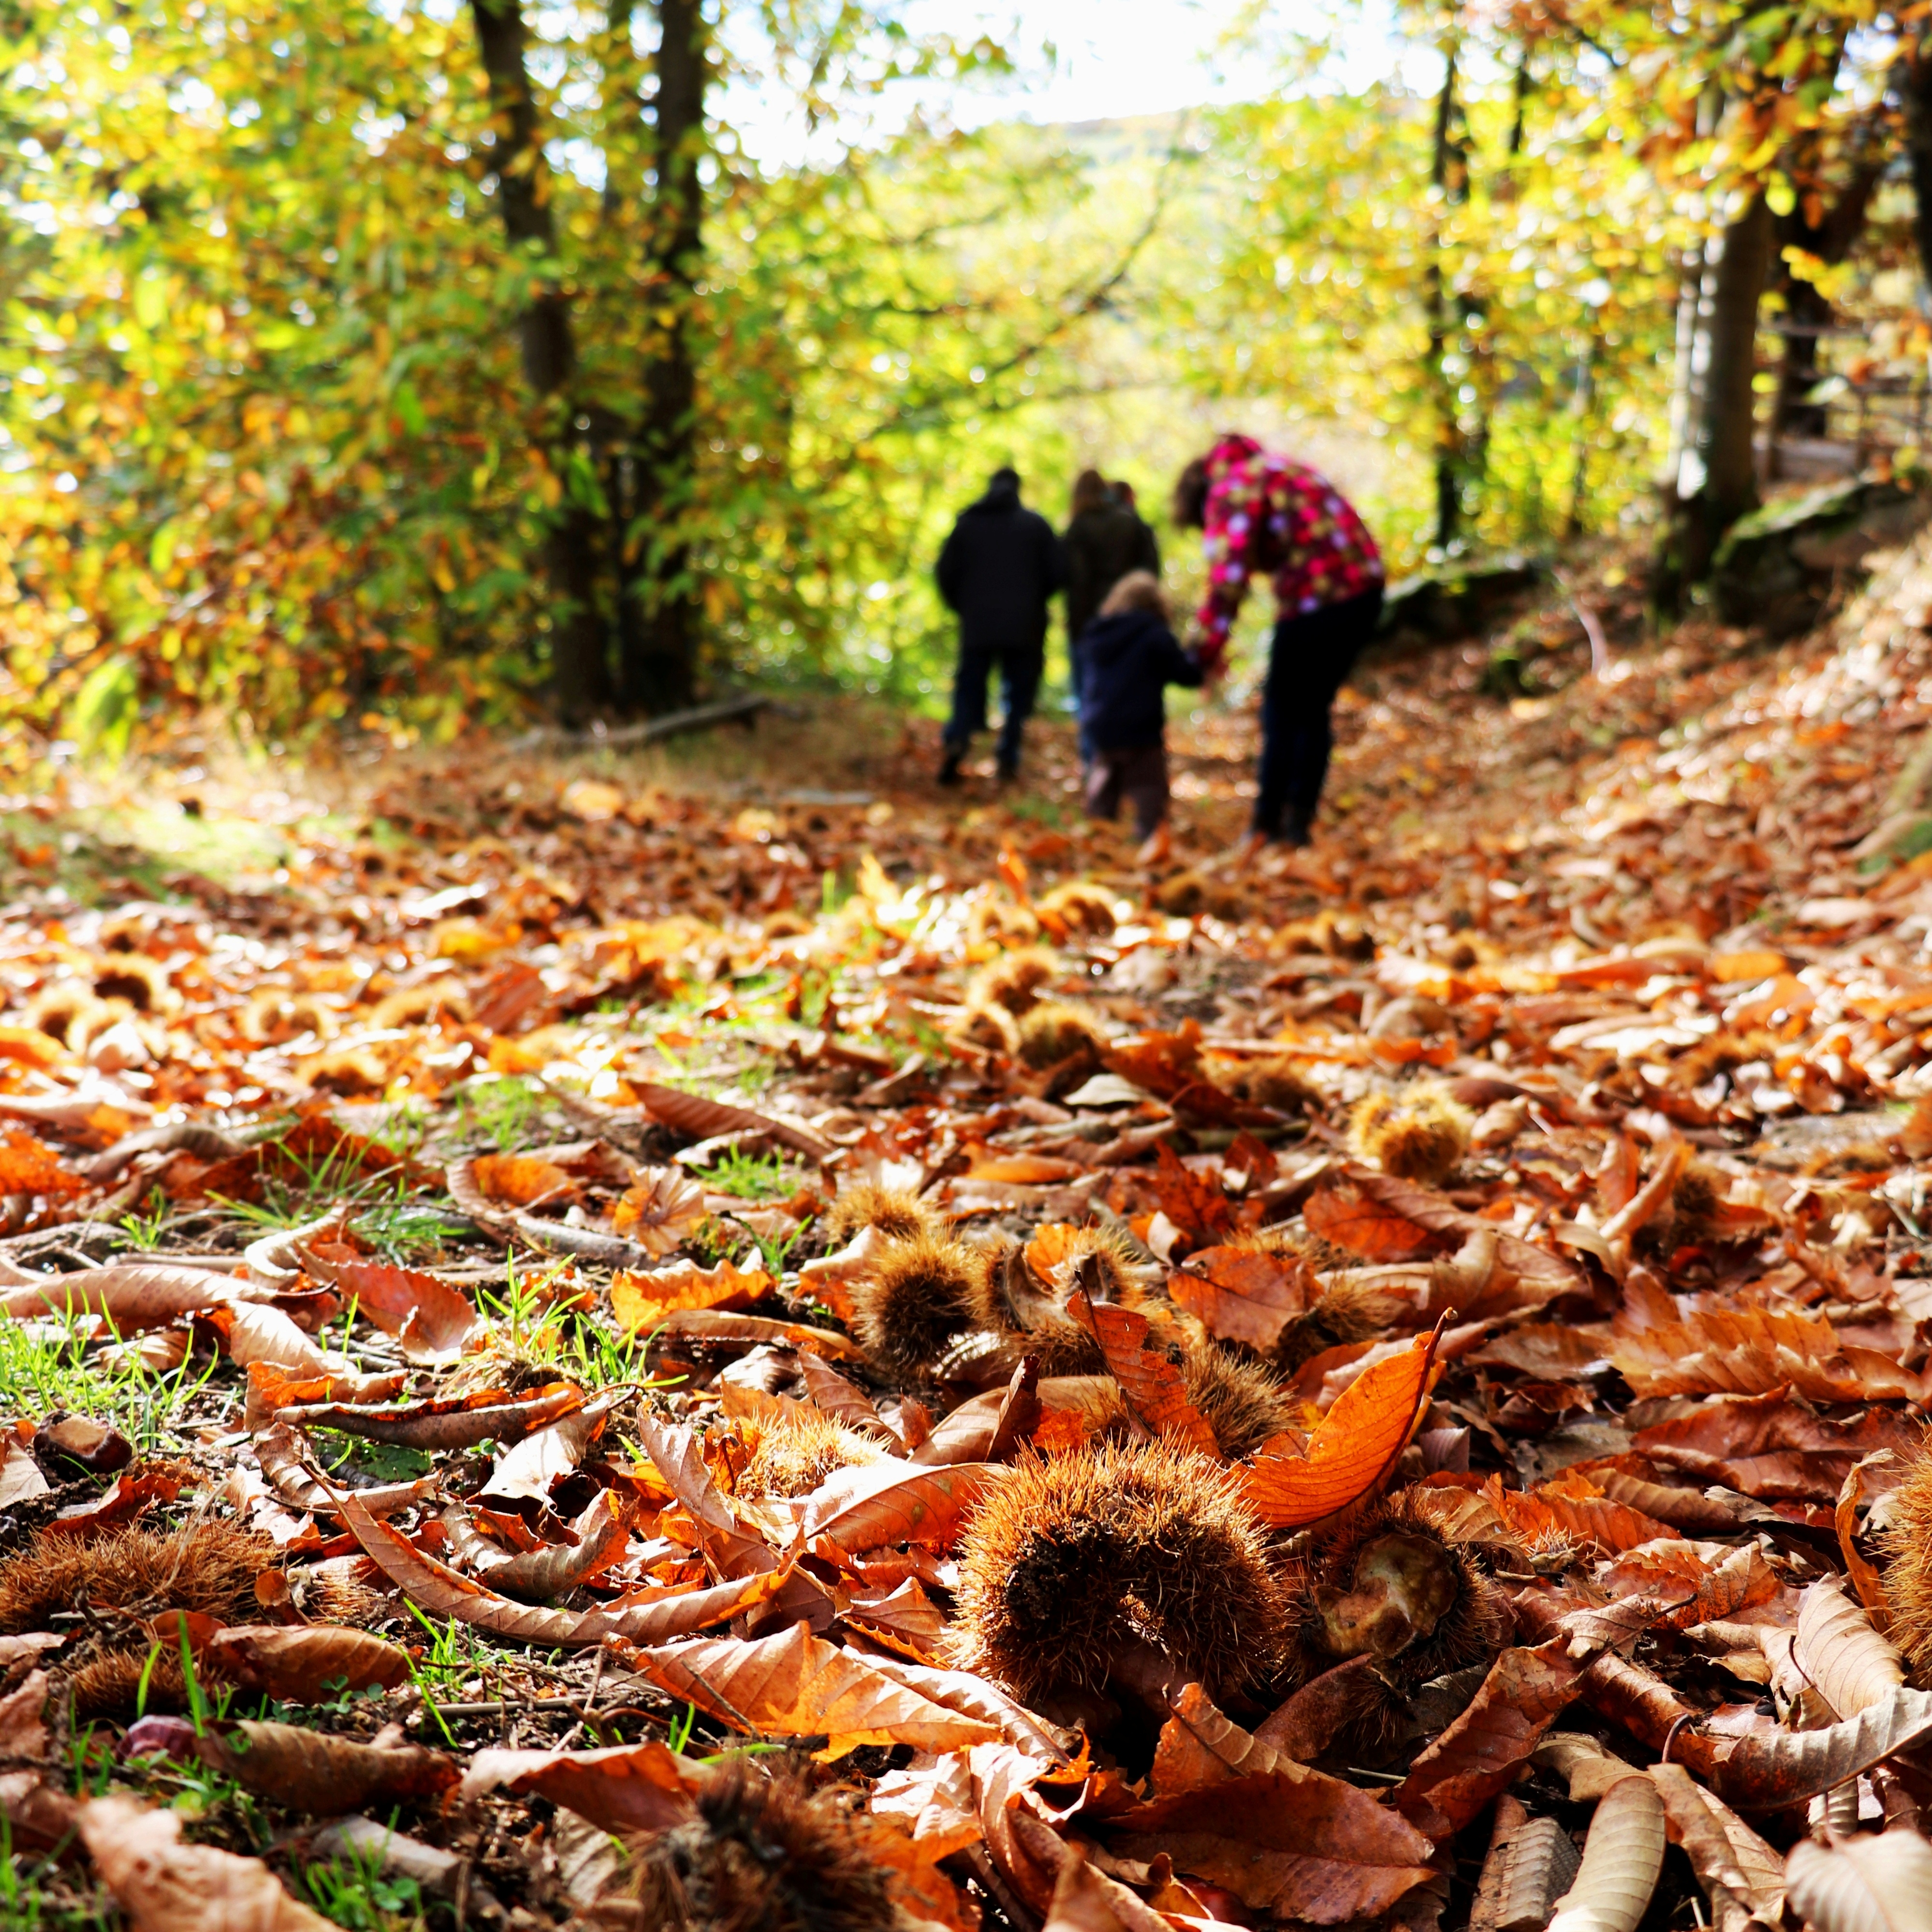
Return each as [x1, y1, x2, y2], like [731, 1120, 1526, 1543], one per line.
[1075, 571, 1204, 858]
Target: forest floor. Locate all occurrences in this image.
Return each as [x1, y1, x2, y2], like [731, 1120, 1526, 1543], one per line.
[7, 534, 1932, 1931]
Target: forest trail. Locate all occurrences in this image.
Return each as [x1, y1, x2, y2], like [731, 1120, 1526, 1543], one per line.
[8, 544, 1932, 1928]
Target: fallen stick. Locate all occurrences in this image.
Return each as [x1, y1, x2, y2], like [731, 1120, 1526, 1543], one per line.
[511, 692, 772, 751]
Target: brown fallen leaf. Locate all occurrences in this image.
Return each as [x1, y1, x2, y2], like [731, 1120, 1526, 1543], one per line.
[1252, 1656, 1382, 1762]
[444, 1487, 629, 1601]
[1649, 1762, 1785, 1932]
[456, 1739, 702, 1832]
[1169, 1244, 1317, 1352]
[1150, 1679, 1298, 1795]
[643, 1306, 868, 1359]
[203, 1625, 412, 1701]
[1107, 1766, 1437, 1924]
[198, 1721, 457, 1814]
[1796, 1578, 1905, 1719]
[78, 1792, 333, 1931]
[630, 1619, 1010, 1756]
[297, 1254, 479, 1361]
[803, 1459, 1007, 1557]
[1396, 1636, 1594, 1842]
[0, 1264, 235, 1327]
[1471, 1794, 1580, 1932]
[337, 1489, 786, 1645]
[632, 1080, 833, 1161]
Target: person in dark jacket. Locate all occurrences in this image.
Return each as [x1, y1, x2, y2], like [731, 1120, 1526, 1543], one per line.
[1076, 571, 1203, 864]
[935, 467, 1067, 785]
[1064, 469, 1159, 646]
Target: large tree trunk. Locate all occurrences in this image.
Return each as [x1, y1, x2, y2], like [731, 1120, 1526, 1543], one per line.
[617, 0, 705, 714]
[468, 0, 609, 720]
[1654, 193, 1774, 609]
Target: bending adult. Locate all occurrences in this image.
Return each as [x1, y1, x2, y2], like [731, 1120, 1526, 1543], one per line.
[935, 466, 1066, 786]
[1173, 434, 1383, 850]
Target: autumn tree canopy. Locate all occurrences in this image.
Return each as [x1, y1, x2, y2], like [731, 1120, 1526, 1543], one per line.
[0, 0, 1928, 746]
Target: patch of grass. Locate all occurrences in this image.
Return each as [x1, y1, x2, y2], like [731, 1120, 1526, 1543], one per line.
[0, 1317, 220, 1454]
[298, 1830, 428, 1932]
[695, 1148, 797, 1200]
[313, 1434, 438, 1484]
[448, 1075, 538, 1154]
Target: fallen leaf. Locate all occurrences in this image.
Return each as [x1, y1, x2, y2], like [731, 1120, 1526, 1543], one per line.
[610, 1256, 772, 1328]
[630, 1620, 1010, 1757]
[78, 1793, 333, 1931]
[1546, 1773, 1666, 1932]
[610, 1164, 709, 1252]
[1784, 1830, 1932, 1932]
[204, 1625, 413, 1701]
[1066, 1290, 1219, 1455]
[1108, 1767, 1437, 1924]
[456, 1739, 702, 1832]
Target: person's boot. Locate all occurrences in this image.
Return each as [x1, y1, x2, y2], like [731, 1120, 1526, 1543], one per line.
[1136, 823, 1172, 868]
[937, 746, 964, 788]
[995, 754, 1019, 785]
[1279, 807, 1312, 850]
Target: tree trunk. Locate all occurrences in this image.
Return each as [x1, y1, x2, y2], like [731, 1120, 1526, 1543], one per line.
[468, 0, 609, 719]
[1422, 47, 1485, 551]
[617, 0, 705, 714]
[1654, 193, 1774, 608]
[1771, 152, 1881, 440]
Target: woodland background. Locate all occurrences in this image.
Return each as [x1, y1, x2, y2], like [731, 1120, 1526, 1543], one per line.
[2, 0, 1931, 746]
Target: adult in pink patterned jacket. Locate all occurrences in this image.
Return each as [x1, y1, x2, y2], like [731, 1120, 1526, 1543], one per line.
[1172, 434, 1384, 851]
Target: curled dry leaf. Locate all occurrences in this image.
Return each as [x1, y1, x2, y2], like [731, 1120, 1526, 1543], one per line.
[252, 1420, 438, 1518]
[1150, 1679, 1298, 1795]
[277, 1380, 584, 1450]
[203, 1625, 412, 1701]
[633, 1079, 834, 1161]
[446, 1488, 629, 1601]
[0, 1264, 236, 1327]
[610, 1163, 709, 1252]
[1239, 1324, 1440, 1530]
[1471, 1795, 1580, 1932]
[78, 1793, 333, 1932]
[1546, 1774, 1667, 1932]
[641, 1305, 867, 1359]
[337, 1489, 787, 1645]
[1064, 1289, 1219, 1454]
[1785, 1830, 1932, 1932]
[1797, 1578, 1906, 1719]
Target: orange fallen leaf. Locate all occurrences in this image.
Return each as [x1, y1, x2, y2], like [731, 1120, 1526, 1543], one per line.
[1238, 1322, 1441, 1528]
[610, 1257, 772, 1330]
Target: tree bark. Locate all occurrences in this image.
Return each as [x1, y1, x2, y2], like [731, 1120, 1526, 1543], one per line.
[1654, 193, 1775, 608]
[617, 0, 705, 714]
[468, 0, 610, 719]
[1902, 45, 1932, 301]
